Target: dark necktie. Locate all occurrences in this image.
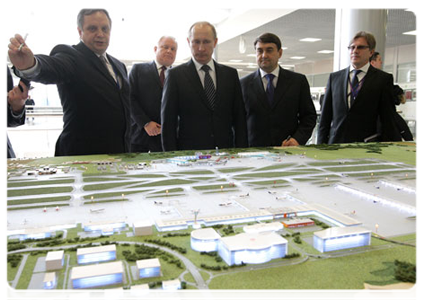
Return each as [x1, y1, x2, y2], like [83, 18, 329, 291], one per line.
[265, 73, 275, 105]
[351, 69, 362, 89]
[350, 69, 362, 106]
[159, 66, 166, 88]
[201, 65, 216, 109]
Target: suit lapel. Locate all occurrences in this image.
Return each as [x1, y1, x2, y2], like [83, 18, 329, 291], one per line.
[251, 69, 269, 109]
[214, 61, 224, 109]
[273, 67, 292, 108]
[341, 68, 350, 109]
[149, 61, 162, 88]
[354, 65, 375, 101]
[75, 42, 109, 81]
[349, 65, 376, 108]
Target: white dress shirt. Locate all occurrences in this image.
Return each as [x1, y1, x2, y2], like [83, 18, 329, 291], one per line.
[260, 66, 279, 91]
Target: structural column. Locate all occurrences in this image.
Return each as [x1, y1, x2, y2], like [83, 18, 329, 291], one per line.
[333, 9, 388, 71]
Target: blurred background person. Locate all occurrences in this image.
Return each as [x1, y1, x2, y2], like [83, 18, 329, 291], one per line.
[369, 51, 413, 141]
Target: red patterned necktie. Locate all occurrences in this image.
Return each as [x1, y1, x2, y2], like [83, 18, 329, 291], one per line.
[159, 66, 166, 87]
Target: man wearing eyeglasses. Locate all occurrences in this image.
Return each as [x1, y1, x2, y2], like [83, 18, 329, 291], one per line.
[317, 31, 401, 144]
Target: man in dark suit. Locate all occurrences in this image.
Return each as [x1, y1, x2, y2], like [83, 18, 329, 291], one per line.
[318, 31, 401, 144]
[240, 33, 316, 147]
[161, 21, 248, 151]
[7, 67, 29, 158]
[8, 9, 131, 156]
[129, 36, 178, 152]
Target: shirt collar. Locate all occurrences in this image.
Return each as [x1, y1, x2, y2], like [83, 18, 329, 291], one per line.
[193, 58, 215, 72]
[98, 53, 110, 62]
[155, 60, 172, 71]
[260, 66, 280, 79]
[350, 62, 370, 74]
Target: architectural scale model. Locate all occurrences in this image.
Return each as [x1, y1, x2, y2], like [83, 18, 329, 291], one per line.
[6, 143, 416, 290]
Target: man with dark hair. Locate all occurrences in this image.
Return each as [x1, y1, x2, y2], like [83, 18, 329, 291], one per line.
[129, 36, 178, 152]
[240, 32, 316, 147]
[161, 21, 248, 151]
[8, 8, 131, 156]
[318, 31, 401, 144]
[369, 51, 383, 69]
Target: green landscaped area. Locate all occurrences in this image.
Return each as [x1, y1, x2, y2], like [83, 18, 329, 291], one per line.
[7, 186, 73, 197]
[208, 242, 415, 289]
[282, 142, 416, 166]
[83, 190, 151, 200]
[7, 178, 75, 187]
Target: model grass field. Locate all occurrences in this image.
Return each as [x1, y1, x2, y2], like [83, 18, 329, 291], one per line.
[6, 143, 416, 290]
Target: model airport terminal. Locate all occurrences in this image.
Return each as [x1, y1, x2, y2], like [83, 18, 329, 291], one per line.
[6, 143, 416, 290]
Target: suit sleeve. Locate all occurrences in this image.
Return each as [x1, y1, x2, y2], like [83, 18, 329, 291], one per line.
[18, 46, 78, 85]
[161, 69, 179, 151]
[7, 68, 26, 128]
[129, 66, 151, 129]
[292, 76, 317, 145]
[317, 74, 333, 144]
[232, 72, 248, 148]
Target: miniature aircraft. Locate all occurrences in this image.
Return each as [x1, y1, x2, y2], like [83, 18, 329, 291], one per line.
[90, 208, 105, 213]
[219, 201, 233, 207]
[160, 209, 171, 215]
[239, 193, 249, 198]
[154, 201, 163, 205]
[268, 191, 277, 195]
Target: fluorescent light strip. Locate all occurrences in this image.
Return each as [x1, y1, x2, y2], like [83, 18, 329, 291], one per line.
[403, 30, 416, 36]
[317, 50, 334, 54]
[300, 38, 322, 42]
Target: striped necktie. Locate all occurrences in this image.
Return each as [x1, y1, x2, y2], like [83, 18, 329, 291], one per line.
[100, 55, 117, 83]
[201, 64, 216, 110]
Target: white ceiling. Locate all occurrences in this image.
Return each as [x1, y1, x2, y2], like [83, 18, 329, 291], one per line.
[4, 1, 417, 68]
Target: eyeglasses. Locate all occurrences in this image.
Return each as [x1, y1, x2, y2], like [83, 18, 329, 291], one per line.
[348, 45, 370, 51]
